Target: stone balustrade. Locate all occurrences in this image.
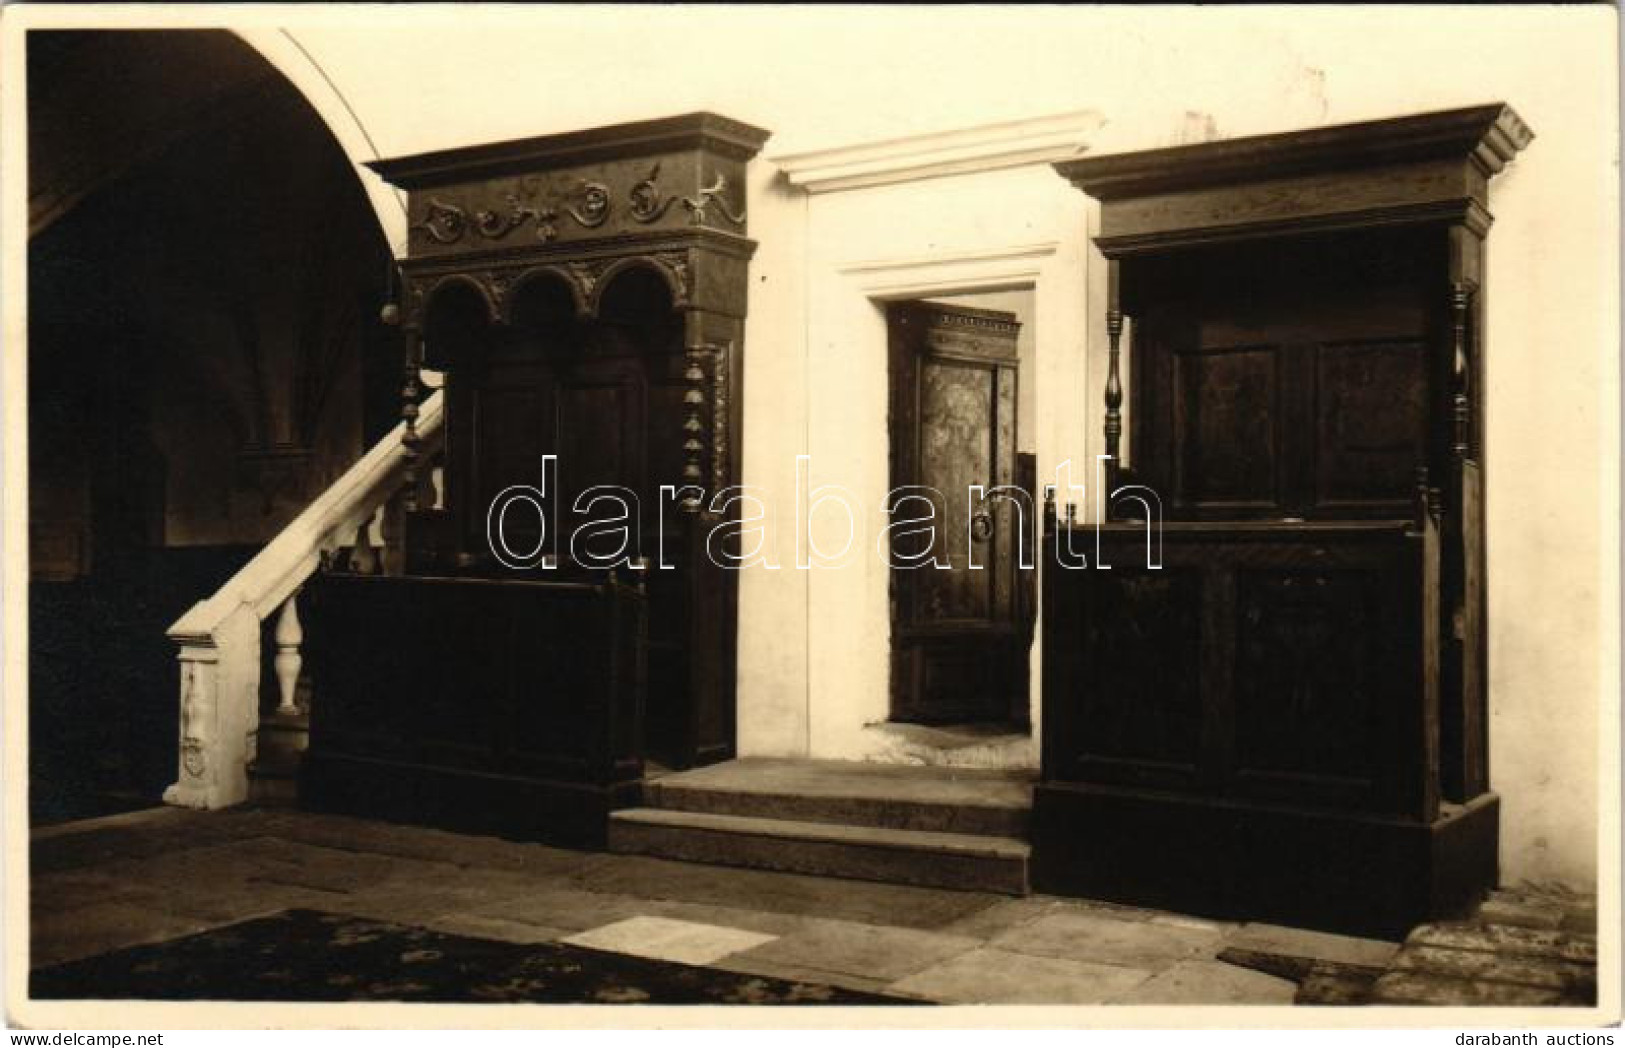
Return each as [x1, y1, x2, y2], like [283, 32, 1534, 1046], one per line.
[162, 391, 445, 810]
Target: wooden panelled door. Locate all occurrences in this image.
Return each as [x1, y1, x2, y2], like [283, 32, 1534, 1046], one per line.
[887, 302, 1027, 725]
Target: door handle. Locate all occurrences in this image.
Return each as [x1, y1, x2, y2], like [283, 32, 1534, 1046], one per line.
[971, 511, 994, 542]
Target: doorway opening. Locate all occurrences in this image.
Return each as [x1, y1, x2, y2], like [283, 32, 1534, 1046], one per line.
[885, 290, 1038, 735]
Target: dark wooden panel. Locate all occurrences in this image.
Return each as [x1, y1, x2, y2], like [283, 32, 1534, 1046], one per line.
[916, 357, 996, 622]
[556, 377, 639, 532]
[1070, 569, 1204, 787]
[302, 571, 646, 846]
[1032, 783, 1499, 940]
[1130, 232, 1442, 523]
[1044, 523, 1425, 816]
[887, 303, 1024, 725]
[1313, 340, 1428, 512]
[448, 351, 562, 554]
[1231, 568, 1381, 806]
[1173, 345, 1280, 513]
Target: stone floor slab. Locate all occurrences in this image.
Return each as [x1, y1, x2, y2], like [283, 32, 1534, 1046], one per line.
[31, 806, 1599, 1009]
[1115, 959, 1297, 1005]
[1148, 913, 1239, 935]
[992, 909, 1224, 968]
[31, 809, 274, 874]
[727, 919, 980, 983]
[890, 946, 1152, 1005]
[568, 852, 998, 930]
[470, 888, 667, 933]
[86, 837, 287, 890]
[30, 901, 218, 968]
[935, 897, 1060, 940]
[60, 840, 363, 925]
[422, 913, 569, 944]
[131, 878, 351, 925]
[713, 954, 901, 997]
[31, 805, 197, 841]
[1043, 895, 1170, 922]
[327, 869, 543, 927]
[564, 915, 778, 966]
[227, 837, 413, 893]
[269, 813, 599, 879]
[31, 869, 163, 914]
[1227, 922, 1400, 968]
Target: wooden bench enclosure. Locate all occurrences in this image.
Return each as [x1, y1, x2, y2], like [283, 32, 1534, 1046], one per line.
[1034, 105, 1532, 938]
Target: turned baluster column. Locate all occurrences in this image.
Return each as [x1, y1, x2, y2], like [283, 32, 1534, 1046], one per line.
[1102, 260, 1126, 511]
[1105, 308, 1124, 459]
[273, 590, 303, 718]
[1450, 280, 1476, 460]
[348, 506, 383, 576]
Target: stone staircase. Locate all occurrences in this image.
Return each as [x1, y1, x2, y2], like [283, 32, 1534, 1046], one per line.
[607, 757, 1033, 894]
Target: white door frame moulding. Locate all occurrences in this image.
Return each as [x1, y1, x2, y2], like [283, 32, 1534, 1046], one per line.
[804, 239, 1082, 765]
[840, 241, 1061, 299]
[775, 111, 1106, 195]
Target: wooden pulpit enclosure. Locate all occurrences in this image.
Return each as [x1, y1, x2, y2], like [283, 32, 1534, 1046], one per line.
[1034, 104, 1532, 937]
[301, 114, 770, 844]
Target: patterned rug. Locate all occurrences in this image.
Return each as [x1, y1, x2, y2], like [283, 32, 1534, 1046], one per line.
[31, 909, 915, 1005]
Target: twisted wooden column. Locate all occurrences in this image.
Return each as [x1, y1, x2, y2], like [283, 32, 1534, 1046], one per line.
[681, 343, 708, 512]
[710, 341, 731, 496]
[400, 322, 425, 514]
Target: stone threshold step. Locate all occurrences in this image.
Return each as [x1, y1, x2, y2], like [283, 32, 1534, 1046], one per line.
[607, 807, 1030, 895]
[646, 757, 1033, 836]
[648, 782, 1029, 837]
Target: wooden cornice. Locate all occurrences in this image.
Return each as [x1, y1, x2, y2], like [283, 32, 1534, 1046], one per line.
[1057, 104, 1533, 256]
[1055, 104, 1533, 202]
[367, 112, 772, 189]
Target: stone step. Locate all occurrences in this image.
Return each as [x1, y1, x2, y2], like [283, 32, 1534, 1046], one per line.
[247, 766, 299, 806]
[606, 807, 1030, 895]
[249, 711, 309, 807]
[644, 757, 1032, 837]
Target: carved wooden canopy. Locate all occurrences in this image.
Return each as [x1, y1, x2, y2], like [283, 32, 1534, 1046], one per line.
[368, 112, 772, 540]
[368, 112, 772, 326]
[1055, 103, 1533, 256]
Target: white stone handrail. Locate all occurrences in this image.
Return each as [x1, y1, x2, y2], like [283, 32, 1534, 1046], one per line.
[163, 390, 444, 810]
